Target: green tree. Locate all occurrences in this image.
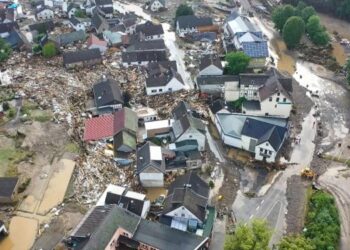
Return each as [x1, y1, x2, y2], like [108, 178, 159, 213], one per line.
[74, 9, 86, 18]
[0, 38, 12, 62]
[272, 4, 296, 32]
[175, 4, 194, 19]
[282, 16, 305, 49]
[306, 15, 330, 46]
[224, 219, 271, 250]
[278, 235, 316, 250]
[224, 51, 250, 75]
[337, 0, 350, 19]
[42, 42, 57, 58]
[301, 6, 316, 21]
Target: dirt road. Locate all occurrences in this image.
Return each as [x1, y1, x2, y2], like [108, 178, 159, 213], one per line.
[319, 165, 350, 250]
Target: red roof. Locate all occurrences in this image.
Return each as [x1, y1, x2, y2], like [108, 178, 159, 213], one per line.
[87, 34, 107, 48]
[83, 109, 127, 141]
[84, 114, 114, 141]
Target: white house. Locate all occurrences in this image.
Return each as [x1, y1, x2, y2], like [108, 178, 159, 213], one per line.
[144, 119, 174, 139]
[172, 114, 206, 152]
[136, 142, 165, 187]
[134, 106, 158, 124]
[176, 15, 213, 37]
[96, 184, 151, 218]
[215, 113, 288, 162]
[69, 16, 86, 31]
[146, 73, 184, 95]
[36, 7, 54, 20]
[149, 0, 165, 12]
[162, 172, 209, 231]
[198, 54, 223, 76]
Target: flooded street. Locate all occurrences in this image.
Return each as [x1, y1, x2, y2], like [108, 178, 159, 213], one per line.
[113, 1, 194, 89]
[0, 216, 38, 250]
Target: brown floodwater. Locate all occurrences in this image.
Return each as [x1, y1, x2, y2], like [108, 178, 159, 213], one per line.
[0, 216, 38, 250]
[146, 187, 168, 202]
[332, 42, 347, 66]
[270, 37, 296, 75]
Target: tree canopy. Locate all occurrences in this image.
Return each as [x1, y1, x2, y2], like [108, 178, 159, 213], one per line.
[272, 4, 296, 31]
[42, 42, 57, 58]
[301, 6, 316, 21]
[306, 15, 330, 46]
[224, 51, 250, 75]
[0, 38, 12, 62]
[175, 4, 194, 19]
[278, 235, 316, 250]
[224, 219, 271, 250]
[282, 16, 305, 49]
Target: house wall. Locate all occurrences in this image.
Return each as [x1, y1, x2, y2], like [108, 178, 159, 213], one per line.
[176, 22, 197, 37]
[146, 78, 184, 96]
[255, 142, 276, 162]
[241, 135, 257, 152]
[122, 61, 148, 67]
[260, 93, 292, 118]
[199, 64, 223, 76]
[144, 34, 164, 41]
[72, 23, 85, 31]
[215, 117, 242, 148]
[166, 205, 202, 223]
[139, 172, 164, 187]
[68, 8, 76, 18]
[224, 81, 240, 102]
[88, 44, 107, 54]
[37, 9, 54, 20]
[198, 83, 224, 95]
[176, 128, 206, 151]
[150, 0, 164, 12]
[239, 85, 260, 101]
[248, 57, 266, 69]
[65, 58, 102, 69]
[146, 127, 172, 138]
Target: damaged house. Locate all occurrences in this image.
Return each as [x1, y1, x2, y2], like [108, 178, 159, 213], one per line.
[176, 15, 214, 37]
[63, 48, 102, 69]
[135, 21, 164, 41]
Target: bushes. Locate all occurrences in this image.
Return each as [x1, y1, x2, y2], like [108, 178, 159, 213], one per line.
[283, 16, 305, 48]
[42, 42, 57, 58]
[304, 190, 340, 250]
[306, 15, 330, 46]
[0, 38, 11, 62]
[224, 52, 250, 75]
[175, 4, 193, 19]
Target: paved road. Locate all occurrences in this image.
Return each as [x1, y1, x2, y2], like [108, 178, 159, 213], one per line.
[319, 166, 350, 250]
[233, 109, 317, 246]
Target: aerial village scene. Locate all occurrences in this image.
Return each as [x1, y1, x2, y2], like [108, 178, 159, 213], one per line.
[0, 0, 350, 249]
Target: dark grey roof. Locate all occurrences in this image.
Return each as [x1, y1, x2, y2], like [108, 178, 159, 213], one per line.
[242, 100, 261, 111]
[177, 15, 213, 29]
[163, 172, 209, 222]
[98, 6, 114, 15]
[199, 54, 222, 71]
[52, 30, 87, 46]
[5, 30, 24, 49]
[127, 39, 166, 52]
[28, 20, 54, 32]
[69, 205, 141, 250]
[93, 77, 123, 108]
[122, 50, 167, 63]
[67, 3, 79, 13]
[209, 99, 226, 114]
[239, 73, 270, 87]
[172, 101, 191, 120]
[0, 22, 18, 33]
[105, 192, 145, 216]
[257, 126, 287, 151]
[241, 118, 287, 144]
[147, 60, 177, 77]
[69, 16, 80, 26]
[91, 11, 108, 30]
[95, 0, 112, 6]
[136, 21, 164, 37]
[136, 142, 165, 174]
[63, 48, 102, 65]
[258, 73, 292, 101]
[146, 69, 183, 87]
[133, 219, 206, 250]
[0, 177, 19, 198]
[197, 75, 239, 86]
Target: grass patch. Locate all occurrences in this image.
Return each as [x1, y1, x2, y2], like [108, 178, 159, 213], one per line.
[304, 190, 340, 250]
[6, 107, 16, 119]
[65, 142, 80, 154]
[33, 113, 53, 122]
[0, 148, 33, 177]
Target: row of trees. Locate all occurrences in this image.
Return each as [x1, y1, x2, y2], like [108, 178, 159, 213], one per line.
[272, 2, 330, 48]
[225, 190, 340, 250]
[224, 219, 316, 250]
[282, 0, 350, 22]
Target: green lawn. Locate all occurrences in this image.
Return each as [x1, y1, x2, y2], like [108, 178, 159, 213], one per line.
[0, 148, 32, 177]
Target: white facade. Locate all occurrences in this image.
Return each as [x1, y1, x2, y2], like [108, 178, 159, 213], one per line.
[240, 85, 260, 101]
[37, 9, 54, 20]
[176, 23, 197, 37]
[150, 0, 164, 12]
[224, 81, 240, 102]
[71, 22, 86, 31]
[122, 61, 148, 67]
[166, 206, 201, 223]
[215, 118, 242, 148]
[199, 64, 223, 76]
[146, 77, 184, 96]
[68, 7, 77, 18]
[176, 128, 206, 151]
[139, 172, 164, 187]
[255, 141, 277, 162]
[88, 44, 107, 54]
[260, 93, 292, 118]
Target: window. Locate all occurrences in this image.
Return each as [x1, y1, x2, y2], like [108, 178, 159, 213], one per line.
[189, 135, 193, 138]
[181, 213, 185, 217]
[276, 97, 280, 102]
[269, 151, 272, 155]
[269, 97, 272, 102]
[283, 98, 287, 102]
[275, 104, 277, 108]
[277, 92, 280, 96]
[265, 113, 269, 116]
[151, 89, 157, 93]
[253, 92, 257, 96]
[260, 148, 263, 152]
[159, 89, 163, 92]
[168, 88, 172, 91]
